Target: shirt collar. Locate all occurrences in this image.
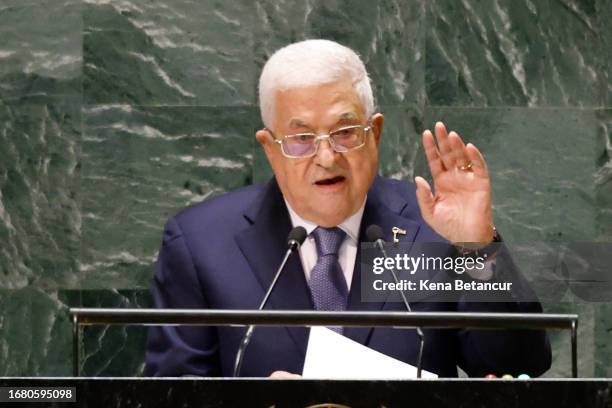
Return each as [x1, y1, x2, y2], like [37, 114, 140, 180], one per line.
[284, 197, 366, 243]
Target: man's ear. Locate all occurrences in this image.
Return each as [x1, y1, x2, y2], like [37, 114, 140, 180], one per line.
[371, 113, 384, 146]
[256, 129, 274, 156]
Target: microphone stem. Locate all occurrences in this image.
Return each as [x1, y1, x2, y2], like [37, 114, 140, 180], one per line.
[375, 239, 425, 378]
[258, 241, 297, 310]
[233, 242, 298, 377]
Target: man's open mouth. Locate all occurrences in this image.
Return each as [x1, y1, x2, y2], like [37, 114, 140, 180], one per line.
[315, 176, 346, 186]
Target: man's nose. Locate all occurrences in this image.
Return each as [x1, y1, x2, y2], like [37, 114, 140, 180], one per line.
[314, 139, 338, 167]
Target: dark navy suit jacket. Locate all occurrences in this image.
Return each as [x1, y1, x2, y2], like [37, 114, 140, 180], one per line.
[145, 176, 551, 377]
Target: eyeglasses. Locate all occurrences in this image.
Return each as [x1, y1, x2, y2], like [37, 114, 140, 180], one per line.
[265, 124, 372, 158]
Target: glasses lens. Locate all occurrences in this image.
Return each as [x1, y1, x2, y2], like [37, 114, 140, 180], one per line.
[283, 134, 317, 157]
[331, 126, 365, 151]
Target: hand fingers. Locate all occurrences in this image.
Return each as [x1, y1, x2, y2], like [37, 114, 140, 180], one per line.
[422, 130, 444, 178]
[448, 131, 470, 170]
[269, 370, 302, 379]
[434, 122, 455, 169]
[427, 121, 481, 176]
[414, 176, 435, 222]
[465, 143, 488, 178]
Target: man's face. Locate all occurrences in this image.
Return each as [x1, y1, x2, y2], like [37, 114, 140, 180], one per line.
[256, 79, 384, 227]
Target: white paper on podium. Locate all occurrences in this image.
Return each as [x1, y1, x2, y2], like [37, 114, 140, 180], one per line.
[302, 326, 437, 379]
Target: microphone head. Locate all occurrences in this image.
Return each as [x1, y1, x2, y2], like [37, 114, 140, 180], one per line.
[366, 224, 385, 243]
[287, 226, 308, 247]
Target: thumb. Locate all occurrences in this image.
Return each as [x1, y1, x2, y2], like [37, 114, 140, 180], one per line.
[414, 176, 435, 221]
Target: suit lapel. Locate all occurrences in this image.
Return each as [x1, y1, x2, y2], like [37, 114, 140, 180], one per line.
[344, 177, 422, 346]
[235, 179, 313, 358]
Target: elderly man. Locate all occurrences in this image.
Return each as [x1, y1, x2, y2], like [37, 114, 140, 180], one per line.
[145, 39, 551, 378]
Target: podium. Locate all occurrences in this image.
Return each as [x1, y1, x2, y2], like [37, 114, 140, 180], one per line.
[1, 378, 611, 407]
[69, 308, 579, 376]
[0, 309, 603, 407]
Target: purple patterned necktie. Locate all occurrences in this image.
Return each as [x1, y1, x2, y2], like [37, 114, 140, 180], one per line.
[310, 227, 348, 333]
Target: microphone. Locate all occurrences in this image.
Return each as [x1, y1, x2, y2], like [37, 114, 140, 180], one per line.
[366, 224, 425, 378]
[233, 226, 307, 377]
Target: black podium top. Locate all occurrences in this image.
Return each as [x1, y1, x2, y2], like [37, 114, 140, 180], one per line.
[1, 378, 611, 408]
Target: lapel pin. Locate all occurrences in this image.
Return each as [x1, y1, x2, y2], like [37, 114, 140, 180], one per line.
[392, 226, 407, 244]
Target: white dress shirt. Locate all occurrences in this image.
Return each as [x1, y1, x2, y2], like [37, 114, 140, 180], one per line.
[285, 200, 365, 290]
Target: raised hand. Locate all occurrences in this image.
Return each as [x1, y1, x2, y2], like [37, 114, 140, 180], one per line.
[414, 122, 494, 245]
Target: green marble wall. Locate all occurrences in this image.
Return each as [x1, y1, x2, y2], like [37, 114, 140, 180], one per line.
[0, 0, 610, 377]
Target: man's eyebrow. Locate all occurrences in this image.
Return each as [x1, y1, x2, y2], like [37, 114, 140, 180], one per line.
[287, 113, 359, 130]
[336, 112, 359, 124]
[288, 118, 312, 129]
[338, 112, 359, 122]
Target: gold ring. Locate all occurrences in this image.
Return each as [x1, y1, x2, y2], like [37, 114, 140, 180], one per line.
[459, 162, 473, 171]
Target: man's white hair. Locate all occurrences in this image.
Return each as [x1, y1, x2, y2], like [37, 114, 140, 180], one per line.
[258, 39, 375, 128]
